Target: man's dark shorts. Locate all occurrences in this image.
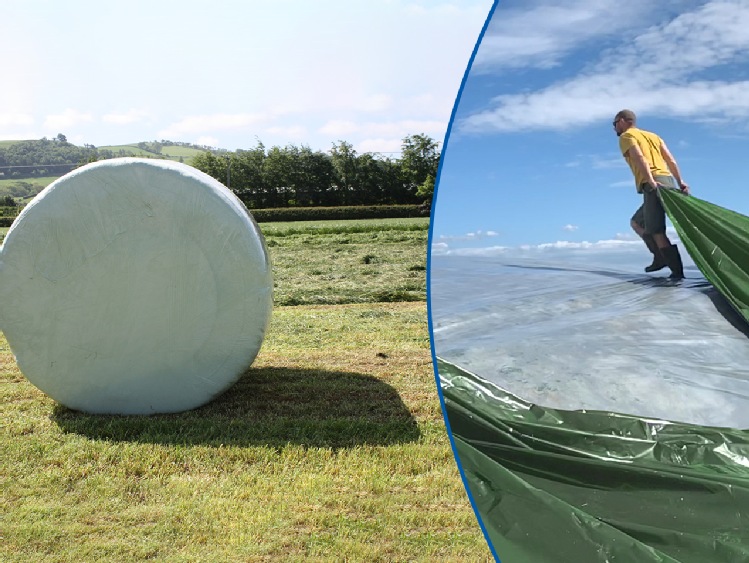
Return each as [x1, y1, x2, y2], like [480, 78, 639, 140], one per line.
[631, 175, 677, 235]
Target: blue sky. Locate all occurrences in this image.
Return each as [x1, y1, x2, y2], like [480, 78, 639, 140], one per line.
[432, 0, 749, 252]
[0, 0, 491, 155]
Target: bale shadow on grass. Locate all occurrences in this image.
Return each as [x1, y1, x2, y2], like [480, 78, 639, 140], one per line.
[51, 367, 421, 449]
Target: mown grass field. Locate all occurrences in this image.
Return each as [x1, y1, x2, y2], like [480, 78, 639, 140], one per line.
[98, 144, 204, 164]
[0, 176, 58, 202]
[265, 218, 428, 306]
[1, 218, 491, 562]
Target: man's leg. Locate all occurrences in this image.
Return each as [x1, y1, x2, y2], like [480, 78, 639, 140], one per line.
[644, 186, 684, 279]
[632, 205, 667, 272]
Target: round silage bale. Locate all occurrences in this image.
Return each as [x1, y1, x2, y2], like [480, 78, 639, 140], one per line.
[0, 158, 273, 414]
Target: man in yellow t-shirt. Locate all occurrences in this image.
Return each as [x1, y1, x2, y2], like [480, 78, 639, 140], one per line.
[614, 109, 690, 279]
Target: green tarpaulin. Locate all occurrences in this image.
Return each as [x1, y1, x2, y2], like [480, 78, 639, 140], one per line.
[439, 358, 749, 563]
[659, 187, 749, 325]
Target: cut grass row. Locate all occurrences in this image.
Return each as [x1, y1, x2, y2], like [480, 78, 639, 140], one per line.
[266, 218, 428, 306]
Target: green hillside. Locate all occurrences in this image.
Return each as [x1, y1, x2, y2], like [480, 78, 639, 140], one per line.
[0, 139, 214, 201]
[93, 143, 207, 164]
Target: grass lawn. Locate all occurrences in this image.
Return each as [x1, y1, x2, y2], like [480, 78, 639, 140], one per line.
[1, 218, 491, 562]
[264, 218, 429, 306]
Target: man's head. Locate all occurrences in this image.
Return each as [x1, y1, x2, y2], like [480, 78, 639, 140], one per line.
[613, 109, 636, 137]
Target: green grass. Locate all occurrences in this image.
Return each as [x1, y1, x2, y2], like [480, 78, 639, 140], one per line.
[1, 218, 491, 562]
[0, 176, 58, 197]
[2, 309, 489, 562]
[98, 144, 167, 158]
[158, 145, 206, 159]
[98, 144, 204, 164]
[261, 216, 429, 234]
[264, 219, 429, 306]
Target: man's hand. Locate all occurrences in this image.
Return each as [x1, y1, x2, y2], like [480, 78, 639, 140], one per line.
[679, 182, 690, 195]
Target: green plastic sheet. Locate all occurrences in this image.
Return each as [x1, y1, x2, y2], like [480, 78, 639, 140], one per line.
[438, 358, 749, 563]
[659, 187, 749, 324]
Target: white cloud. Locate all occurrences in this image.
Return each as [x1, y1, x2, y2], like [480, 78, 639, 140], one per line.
[472, 0, 654, 72]
[357, 138, 403, 154]
[265, 126, 308, 140]
[592, 156, 627, 170]
[615, 232, 639, 241]
[461, 1, 749, 134]
[356, 94, 394, 112]
[563, 224, 579, 232]
[319, 120, 360, 137]
[536, 239, 638, 250]
[376, 120, 449, 138]
[0, 114, 34, 127]
[157, 114, 269, 139]
[102, 109, 150, 125]
[320, 119, 446, 139]
[610, 180, 634, 188]
[434, 230, 689, 257]
[438, 230, 500, 242]
[44, 109, 93, 130]
[196, 136, 219, 148]
[432, 244, 509, 256]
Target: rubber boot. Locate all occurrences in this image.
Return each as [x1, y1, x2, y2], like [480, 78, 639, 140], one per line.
[642, 235, 667, 272]
[660, 244, 685, 279]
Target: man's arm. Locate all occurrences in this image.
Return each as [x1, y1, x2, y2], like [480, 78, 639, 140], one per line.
[626, 145, 658, 189]
[660, 142, 690, 193]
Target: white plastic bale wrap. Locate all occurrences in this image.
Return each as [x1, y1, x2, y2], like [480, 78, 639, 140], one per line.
[0, 158, 273, 414]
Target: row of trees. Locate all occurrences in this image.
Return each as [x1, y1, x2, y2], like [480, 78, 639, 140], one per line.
[192, 134, 439, 208]
[0, 133, 441, 208]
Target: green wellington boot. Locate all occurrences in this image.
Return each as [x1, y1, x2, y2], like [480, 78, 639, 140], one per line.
[660, 244, 685, 279]
[642, 235, 667, 273]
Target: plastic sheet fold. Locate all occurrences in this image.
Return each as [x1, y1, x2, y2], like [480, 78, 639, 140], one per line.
[438, 358, 749, 563]
[660, 188, 749, 325]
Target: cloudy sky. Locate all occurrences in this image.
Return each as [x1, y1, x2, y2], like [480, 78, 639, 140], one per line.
[1, 0, 492, 154]
[432, 0, 749, 252]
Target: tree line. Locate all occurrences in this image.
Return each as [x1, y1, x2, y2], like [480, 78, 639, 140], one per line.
[0, 133, 440, 208]
[191, 134, 438, 208]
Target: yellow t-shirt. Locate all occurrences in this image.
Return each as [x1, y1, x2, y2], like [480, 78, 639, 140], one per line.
[619, 127, 671, 191]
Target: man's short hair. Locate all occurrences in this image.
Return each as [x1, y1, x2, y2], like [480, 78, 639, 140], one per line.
[615, 109, 636, 123]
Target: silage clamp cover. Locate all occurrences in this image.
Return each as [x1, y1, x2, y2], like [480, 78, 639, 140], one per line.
[439, 358, 749, 562]
[659, 187, 749, 325]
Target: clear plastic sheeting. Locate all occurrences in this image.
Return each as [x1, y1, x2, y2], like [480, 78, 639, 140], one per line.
[0, 158, 273, 415]
[430, 245, 749, 429]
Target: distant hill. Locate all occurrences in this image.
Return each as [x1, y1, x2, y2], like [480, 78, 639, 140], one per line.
[96, 141, 214, 164]
[0, 138, 220, 202]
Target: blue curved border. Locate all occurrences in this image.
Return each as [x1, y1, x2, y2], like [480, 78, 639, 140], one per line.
[426, 1, 501, 561]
